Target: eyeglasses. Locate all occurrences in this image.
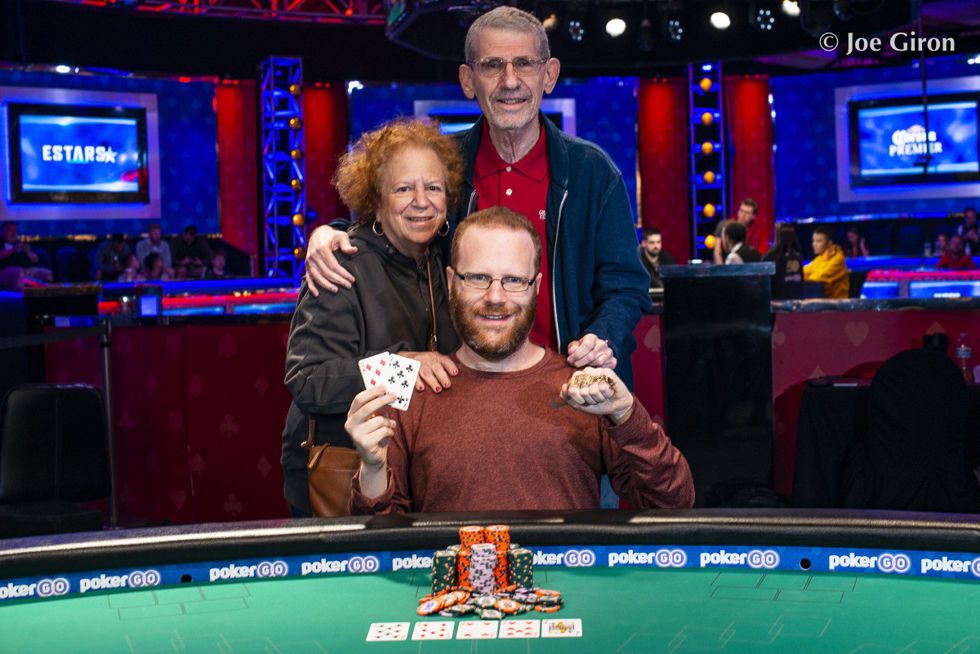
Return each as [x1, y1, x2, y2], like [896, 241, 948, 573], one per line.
[467, 56, 548, 78]
[455, 271, 536, 293]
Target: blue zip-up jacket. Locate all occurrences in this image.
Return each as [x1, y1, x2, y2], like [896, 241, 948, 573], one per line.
[450, 115, 652, 386]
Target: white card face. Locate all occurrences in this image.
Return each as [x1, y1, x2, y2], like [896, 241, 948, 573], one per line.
[542, 618, 582, 638]
[411, 621, 454, 641]
[499, 619, 540, 639]
[383, 353, 421, 412]
[365, 622, 409, 642]
[456, 620, 499, 640]
[358, 352, 390, 391]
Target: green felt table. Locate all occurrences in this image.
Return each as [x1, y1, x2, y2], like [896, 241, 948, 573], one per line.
[4, 565, 979, 652]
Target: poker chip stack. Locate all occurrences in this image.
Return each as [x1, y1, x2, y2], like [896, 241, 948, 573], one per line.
[469, 543, 497, 595]
[485, 524, 510, 590]
[507, 547, 534, 589]
[419, 524, 563, 621]
[456, 526, 485, 590]
[431, 550, 457, 595]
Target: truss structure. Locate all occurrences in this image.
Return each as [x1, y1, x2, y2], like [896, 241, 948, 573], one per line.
[48, 0, 386, 25]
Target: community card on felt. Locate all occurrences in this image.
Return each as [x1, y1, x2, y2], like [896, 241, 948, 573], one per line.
[383, 353, 421, 411]
[456, 620, 499, 639]
[358, 352, 390, 391]
[365, 622, 409, 642]
[541, 618, 583, 638]
[411, 621, 454, 640]
[499, 619, 541, 638]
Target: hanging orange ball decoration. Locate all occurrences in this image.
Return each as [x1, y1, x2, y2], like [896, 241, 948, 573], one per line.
[703, 203, 716, 218]
[699, 77, 713, 93]
[701, 141, 714, 155]
[703, 170, 716, 184]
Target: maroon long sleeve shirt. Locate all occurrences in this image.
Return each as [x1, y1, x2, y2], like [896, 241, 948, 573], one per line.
[349, 349, 694, 513]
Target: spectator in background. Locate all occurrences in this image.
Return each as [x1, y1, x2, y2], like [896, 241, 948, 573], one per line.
[935, 232, 949, 258]
[639, 227, 675, 289]
[804, 225, 849, 299]
[722, 221, 761, 264]
[936, 234, 977, 270]
[171, 225, 211, 279]
[0, 221, 53, 289]
[142, 252, 171, 281]
[117, 254, 141, 282]
[93, 233, 132, 282]
[713, 198, 758, 264]
[957, 207, 977, 255]
[135, 223, 173, 277]
[843, 227, 870, 258]
[205, 248, 230, 280]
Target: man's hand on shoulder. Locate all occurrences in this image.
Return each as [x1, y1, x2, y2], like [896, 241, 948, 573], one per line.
[305, 225, 358, 297]
[566, 333, 617, 370]
[560, 366, 634, 425]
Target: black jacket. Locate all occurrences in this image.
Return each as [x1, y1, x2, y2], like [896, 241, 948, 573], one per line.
[280, 224, 459, 513]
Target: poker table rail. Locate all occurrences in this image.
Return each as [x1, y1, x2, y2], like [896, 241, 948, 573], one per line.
[2, 508, 979, 580]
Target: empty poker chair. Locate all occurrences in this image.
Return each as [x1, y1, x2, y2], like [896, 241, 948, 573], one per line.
[842, 349, 980, 512]
[0, 384, 111, 537]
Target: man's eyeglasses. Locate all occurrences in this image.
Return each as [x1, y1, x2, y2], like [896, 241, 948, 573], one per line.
[467, 56, 547, 78]
[455, 272, 536, 293]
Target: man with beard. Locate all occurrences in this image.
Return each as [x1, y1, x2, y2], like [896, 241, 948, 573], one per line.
[345, 207, 694, 513]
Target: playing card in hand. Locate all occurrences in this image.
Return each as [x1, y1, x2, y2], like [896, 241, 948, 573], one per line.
[358, 352, 390, 391]
[384, 353, 421, 412]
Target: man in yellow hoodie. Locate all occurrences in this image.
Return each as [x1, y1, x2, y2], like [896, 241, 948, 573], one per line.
[804, 225, 850, 299]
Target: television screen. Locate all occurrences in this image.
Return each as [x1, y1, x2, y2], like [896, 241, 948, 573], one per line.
[848, 93, 980, 187]
[6, 102, 149, 204]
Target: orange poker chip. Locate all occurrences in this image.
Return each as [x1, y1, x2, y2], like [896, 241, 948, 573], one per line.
[535, 588, 561, 597]
[495, 598, 521, 614]
[534, 604, 561, 613]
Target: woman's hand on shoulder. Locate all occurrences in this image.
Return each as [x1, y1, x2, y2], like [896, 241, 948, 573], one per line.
[397, 351, 459, 393]
[305, 225, 358, 296]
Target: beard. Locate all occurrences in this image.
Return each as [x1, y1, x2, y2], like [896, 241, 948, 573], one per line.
[450, 292, 537, 362]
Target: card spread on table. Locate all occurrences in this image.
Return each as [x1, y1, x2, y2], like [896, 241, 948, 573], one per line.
[499, 619, 541, 638]
[358, 352, 421, 412]
[456, 621, 499, 639]
[365, 622, 409, 642]
[542, 618, 583, 638]
[411, 621, 454, 640]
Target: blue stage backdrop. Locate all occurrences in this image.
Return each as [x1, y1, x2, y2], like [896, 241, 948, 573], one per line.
[771, 55, 979, 221]
[349, 77, 639, 219]
[0, 70, 218, 238]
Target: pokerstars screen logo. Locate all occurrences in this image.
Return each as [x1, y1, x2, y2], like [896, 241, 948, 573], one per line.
[41, 145, 118, 164]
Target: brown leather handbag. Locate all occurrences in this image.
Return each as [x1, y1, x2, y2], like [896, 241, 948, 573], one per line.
[302, 415, 361, 517]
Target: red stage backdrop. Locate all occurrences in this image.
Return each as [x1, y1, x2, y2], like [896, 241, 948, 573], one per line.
[304, 85, 349, 226]
[216, 83, 259, 259]
[724, 75, 775, 252]
[638, 77, 691, 262]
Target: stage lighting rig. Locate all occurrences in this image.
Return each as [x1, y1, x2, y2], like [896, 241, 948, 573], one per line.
[749, 3, 777, 32]
[710, 11, 732, 30]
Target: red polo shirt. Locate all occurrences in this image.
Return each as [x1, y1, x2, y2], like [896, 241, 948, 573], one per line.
[473, 121, 556, 349]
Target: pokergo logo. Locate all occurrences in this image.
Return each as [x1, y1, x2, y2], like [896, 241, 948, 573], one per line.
[827, 552, 911, 574]
[299, 555, 380, 576]
[920, 556, 980, 576]
[533, 549, 596, 567]
[391, 554, 433, 572]
[608, 548, 686, 567]
[699, 549, 780, 569]
[209, 560, 288, 582]
[80, 569, 161, 593]
[0, 577, 70, 600]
